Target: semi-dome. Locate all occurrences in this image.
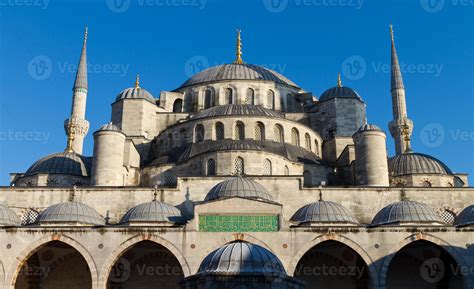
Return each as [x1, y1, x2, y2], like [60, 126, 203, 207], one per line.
[204, 177, 274, 202]
[115, 82, 155, 102]
[389, 152, 452, 176]
[370, 200, 444, 226]
[35, 201, 104, 226]
[319, 86, 362, 102]
[119, 200, 183, 224]
[454, 205, 474, 227]
[198, 241, 286, 276]
[0, 204, 21, 226]
[96, 122, 122, 133]
[290, 200, 359, 225]
[179, 63, 299, 89]
[25, 152, 91, 177]
[191, 104, 282, 120]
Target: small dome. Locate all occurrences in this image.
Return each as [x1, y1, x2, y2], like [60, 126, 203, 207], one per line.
[389, 152, 452, 176]
[204, 177, 274, 202]
[179, 63, 299, 89]
[198, 241, 286, 276]
[454, 205, 474, 227]
[96, 122, 122, 133]
[192, 104, 282, 120]
[0, 204, 20, 226]
[25, 152, 91, 177]
[35, 201, 104, 226]
[371, 200, 444, 226]
[319, 86, 362, 102]
[119, 200, 183, 224]
[290, 200, 359, 225]
[357, 123, 382, 132]
[116, 87, 155, 102]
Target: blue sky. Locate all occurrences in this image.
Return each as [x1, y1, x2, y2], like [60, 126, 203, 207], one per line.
[0, 0, 473, 185]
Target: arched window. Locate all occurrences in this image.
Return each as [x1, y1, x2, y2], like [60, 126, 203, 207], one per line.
[225, 88, 233, 104]
[284, 165, 289, 176]
[254, 122, 265, 141]
[234, 122, 245, 140]
[314, 139, 320, 156]
[263, 159, 272, 175]
[274, 124, 283, 143]
[206, 159, 216, 176]
[234, 157, 244, 175]
[303, 170, 311, 186]
[215, 122, 224, 140]
[267, 90, 275, 109]
[305, 133, 311, 150]
[173, 99, 183, 112]
[422, 180, 432, 187]
[204, 89, 213, 109]
[291, 128, 300, 146]
[195, 124, 205, 143]
[245, 88, 255, 105]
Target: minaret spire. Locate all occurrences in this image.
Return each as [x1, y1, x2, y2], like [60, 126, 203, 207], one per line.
[64, 26, 90, 155]
[234, 29, 244, 64]
[388, 24, 413, 155]
[337, 73, 342, 87]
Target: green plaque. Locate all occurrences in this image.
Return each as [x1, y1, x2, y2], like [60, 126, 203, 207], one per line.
[199, 215, 279, 232]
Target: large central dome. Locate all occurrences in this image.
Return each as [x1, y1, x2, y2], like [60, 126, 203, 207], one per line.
[178, 63, 299, 89]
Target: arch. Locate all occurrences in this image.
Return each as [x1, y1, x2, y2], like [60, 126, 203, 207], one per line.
[288, 235, 377, 289]
[204, 89, 213, 109]
[172, 99, 183, 113]
[206, 158, 216, 176]
[225, 87, 234, 104]
[234, 157, 244, 175]
[98, 235, 191, 288]
[214, 122, 224, 140]
[263, 158, 272, 175]
[305, 133, 311, 151]
[267, 90, 275, 109]
[254, 122, 265, 141]
[194, 124, 205, 143]
[291, 128, 300, 146]
[314, 139, 320, 156]
[7, 234, 98, 289]
[284, 165, 289, 175]
[274, 124, 284, 143]
[234, 122, 245, 140]
[245, 88, 255, 105]
[379, 233, 467, 289]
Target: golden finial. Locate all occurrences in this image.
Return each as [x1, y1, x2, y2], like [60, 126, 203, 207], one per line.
[84, 26, 88, 42]
[65, 121, 76, 153]
[318, 190, 323, 201]
[389, 24, 394, 42]
[153, 185, 158, 201]
[402, 124, 412, 153]
[337, 73, 342, 87]
[135, 74, 140, 88]
[234, 29, 244, 64]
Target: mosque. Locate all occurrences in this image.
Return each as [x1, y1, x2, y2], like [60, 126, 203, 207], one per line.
[0, 26, 473, 289]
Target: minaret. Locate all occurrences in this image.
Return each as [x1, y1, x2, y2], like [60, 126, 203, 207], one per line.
[64, 27, 90, 154]
[388, 25, 413, 155]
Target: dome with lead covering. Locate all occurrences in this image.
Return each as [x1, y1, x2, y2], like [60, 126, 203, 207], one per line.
[25, 152, 91, 177]
[0, 204, 20, 226]
[191, 104, 282, 120]
[370, 200, 444, 226]
[96, 122, 121, 133]
[35, 201, 105, 226]
[357, 123, 382, 132]
[119, 200, 183, 224]
[179, 63, 299, 89]
[204, 177, 274, 202]
[454, 205, 474, 227]
[319, 86, 362, 102]
[115, 76, 155, 103]
[198, 241, 286, 275]
[290, 200, 359, 225]
[389, 152, 453, 176]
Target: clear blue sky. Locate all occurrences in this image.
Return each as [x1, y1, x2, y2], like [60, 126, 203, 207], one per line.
[0, 0, 473, 185]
